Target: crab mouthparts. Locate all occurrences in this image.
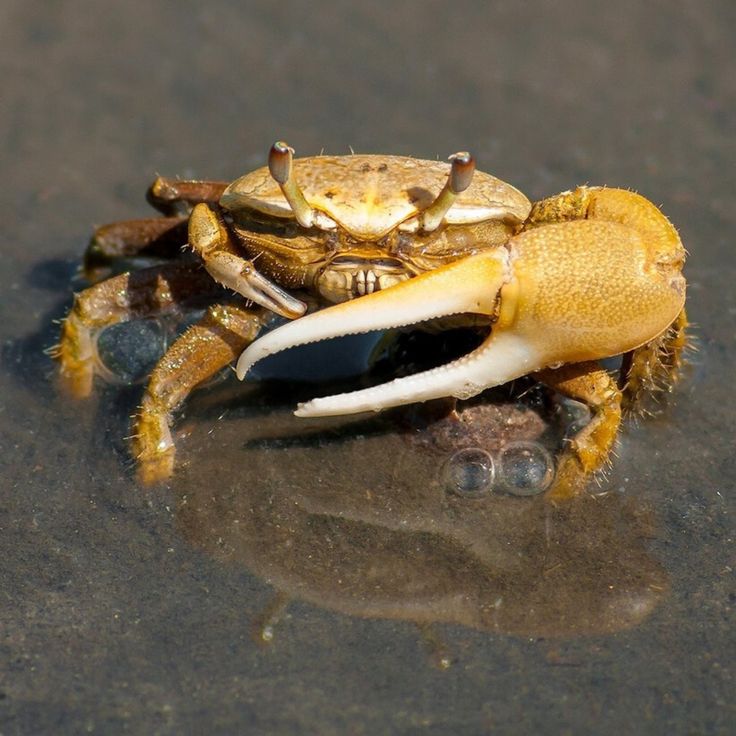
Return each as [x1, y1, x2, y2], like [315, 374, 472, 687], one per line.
[320, 256, 412, 299]
[236, 251, 533, 417]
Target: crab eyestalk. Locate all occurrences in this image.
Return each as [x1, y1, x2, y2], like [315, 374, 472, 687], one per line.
[418, 152, 476, 232]
[268, 141, 318, 229]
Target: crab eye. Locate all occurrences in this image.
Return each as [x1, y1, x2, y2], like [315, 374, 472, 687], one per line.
[405, 152, 476, 233]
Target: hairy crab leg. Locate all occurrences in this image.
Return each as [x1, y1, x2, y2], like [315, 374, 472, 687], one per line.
[85, 216, 190, 279]
[134, 302, 266, 485]
[57, 263, 220, 398]
[189, 202, 307, 319]
[533, 361, 622, 500]
[619, 307, 688, 414]
[146, 177, 228, 216]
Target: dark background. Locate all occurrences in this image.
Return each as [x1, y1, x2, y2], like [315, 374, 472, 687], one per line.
[1, 1, 734, 734]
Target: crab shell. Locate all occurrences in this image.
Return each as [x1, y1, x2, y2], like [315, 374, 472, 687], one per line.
[220, 154, 531, 239]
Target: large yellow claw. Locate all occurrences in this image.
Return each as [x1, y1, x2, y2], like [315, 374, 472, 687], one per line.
[237, 188, 685, 421]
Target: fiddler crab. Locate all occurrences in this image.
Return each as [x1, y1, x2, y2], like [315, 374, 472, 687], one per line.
[57, 142, 687, 497]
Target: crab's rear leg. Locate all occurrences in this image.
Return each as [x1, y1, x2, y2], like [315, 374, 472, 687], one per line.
[133, 302, 266, 484]
[619, 308, 688, 414]
[85, 217, 190, 280]
[58, 263, 219, 398]
[146, 177, 228, 216]
[534, 362, 622, 500]
[85, 179, 229, 279]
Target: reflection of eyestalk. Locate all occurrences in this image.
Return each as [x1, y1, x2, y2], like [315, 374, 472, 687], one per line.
[418, 152, 476, 232]
[268, 141, 317, 229]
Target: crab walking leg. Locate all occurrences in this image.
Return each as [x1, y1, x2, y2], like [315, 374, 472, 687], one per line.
[85, 216, 189, 277]
[189, 203, 307, 319]
[655, 307, 689, 382]
[146, 177, 228, 216]
[58, 263, 219, 399]
[534, 362, 622, 500]
[619, 307, 689, 413]
[236, 249, 511, 380]
[133, 303, 265, 484]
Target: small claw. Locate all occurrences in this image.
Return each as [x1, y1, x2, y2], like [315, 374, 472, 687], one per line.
[240, 264, 307, 319]
[205, 251, 307, 319]
[237, 249, 511, 385]
[190, 201, 307, 319]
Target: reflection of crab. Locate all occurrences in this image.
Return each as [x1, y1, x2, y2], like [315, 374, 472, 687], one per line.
[175, 418, 670, 646]
[57, 142, 687, 496]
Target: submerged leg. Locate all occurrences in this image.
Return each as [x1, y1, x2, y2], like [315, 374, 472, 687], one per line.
[534, 361, 622, 500]
[57, 263, 219, 398]
[133, 302, 266, 484]
[619, 308, 688, 414]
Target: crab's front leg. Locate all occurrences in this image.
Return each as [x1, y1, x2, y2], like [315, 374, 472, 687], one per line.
[619, 307, 688, 413]
[134, 302, 266, 484]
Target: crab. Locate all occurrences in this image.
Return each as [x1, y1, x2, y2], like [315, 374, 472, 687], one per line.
[57, 142, 687, 497]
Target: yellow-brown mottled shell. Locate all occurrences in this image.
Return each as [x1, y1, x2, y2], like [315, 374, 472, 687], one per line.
[220, 155, 531, 240]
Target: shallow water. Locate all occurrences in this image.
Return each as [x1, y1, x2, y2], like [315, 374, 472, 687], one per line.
[1, 2, 734, 733]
